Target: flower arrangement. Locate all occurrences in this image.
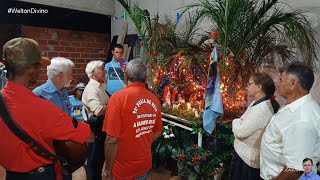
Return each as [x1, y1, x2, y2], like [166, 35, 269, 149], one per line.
[175, 144, 212, 178]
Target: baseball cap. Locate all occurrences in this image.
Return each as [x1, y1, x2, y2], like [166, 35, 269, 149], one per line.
[75, 83, 85, 90]
[2, 37, 51, 66]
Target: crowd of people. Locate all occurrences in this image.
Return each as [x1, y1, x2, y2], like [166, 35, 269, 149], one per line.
[0, 38, 162, 180]
[0, 37, 320, 180]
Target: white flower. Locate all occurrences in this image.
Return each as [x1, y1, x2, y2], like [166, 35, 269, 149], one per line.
[169, 133, 175, 138]
[164, 135, 170, 138]
[164, 126, 169, 130]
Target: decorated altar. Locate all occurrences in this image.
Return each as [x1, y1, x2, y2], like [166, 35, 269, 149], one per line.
[117, 0, 318, 178]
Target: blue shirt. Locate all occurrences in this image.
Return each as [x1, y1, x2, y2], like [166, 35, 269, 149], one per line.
[32, 79, 71, 115]
[68, 95, 84, 121]
[104, 59, 127, 95]
[300, 172, 320, 180]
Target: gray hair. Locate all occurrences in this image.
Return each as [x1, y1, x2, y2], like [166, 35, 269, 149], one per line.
[47, 57, 74, 79]
[85, 60, 104, 78]
[126, 58, 147, 83]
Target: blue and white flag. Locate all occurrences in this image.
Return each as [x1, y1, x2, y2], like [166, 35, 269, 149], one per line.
[203, 47, 223, 134]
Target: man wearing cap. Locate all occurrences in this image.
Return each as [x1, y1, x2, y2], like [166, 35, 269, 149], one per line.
[0, 37, 95, 180]
[69, 83, 86, 121]
[33, 57, 75, 116]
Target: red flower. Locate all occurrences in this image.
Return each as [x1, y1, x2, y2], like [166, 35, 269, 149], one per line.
[193, 144, 199, 149]
[179, 153, 185, 160]
[152, 51, 158, 57]
[271, 95, 276, 100]
[209, 30, 218, 39]
[192, 155, 201, 164]
[203, 152, 209, 157]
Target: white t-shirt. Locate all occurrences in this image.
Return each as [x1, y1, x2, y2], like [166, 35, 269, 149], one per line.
[260, 94, 320, 179]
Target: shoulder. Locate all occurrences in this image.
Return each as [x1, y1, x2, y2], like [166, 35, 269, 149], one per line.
[104, 61, 112, 68]
[253, 100, 273, 113]
[32, 83, 51, 97]
[69, 95, 75, 101]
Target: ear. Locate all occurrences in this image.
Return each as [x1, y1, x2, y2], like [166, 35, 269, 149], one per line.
[290, 79, 297, 90]
[111, 50, 114, 55]
[256, 84, 262, 92]
[58, 71, 64, 79]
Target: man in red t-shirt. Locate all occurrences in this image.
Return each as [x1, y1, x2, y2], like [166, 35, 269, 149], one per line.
[0, 38, 95, 180]
[102, 58, 163, 180]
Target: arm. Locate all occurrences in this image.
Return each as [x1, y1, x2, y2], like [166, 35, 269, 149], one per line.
[86, 131, 95, 143]
[232, 105, 271, 138]
[273, 122, 315, 180]
[86, 88, 107, 117]
[102, 135, 118, 180]
[97, 105, 107, 117]
[152, 131, 162, 143]
[271, 166, 302, 180]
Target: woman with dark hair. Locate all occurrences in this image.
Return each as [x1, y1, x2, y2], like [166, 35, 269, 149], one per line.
[229, 73, 280, 180]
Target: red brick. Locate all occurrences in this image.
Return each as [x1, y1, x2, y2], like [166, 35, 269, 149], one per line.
[100, 54, 107, 59]
[54, 46, 65, 51]
[48, 40, 59, 46]
[81, 53, 91, 58]
[60, 41, 70, 46]
[40, 33, 52, 40]
[75, 47, 86, 52]
[76, 69, 85, 74]
[48, 52, 59, 57]
[85, 37, 96, 43]
[95, 43, 105, 49]
[69, 53, 81, 58]
[60, 52, 70, 57]
[85, 48, 95, 53]
[65, 47, 75, 52]
[79, 63, 87, 68]
[40, 46, 49, 51]
[91, 53, 100, 58]
[81, 42, 90, 47]
[71, 42, 81, 46]
[38, 39, 48, 45]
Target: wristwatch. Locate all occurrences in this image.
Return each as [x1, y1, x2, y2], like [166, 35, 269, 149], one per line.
[102, 169, 110, 177]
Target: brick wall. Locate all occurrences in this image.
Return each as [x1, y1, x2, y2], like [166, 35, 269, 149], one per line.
[21, 25, 111, 92]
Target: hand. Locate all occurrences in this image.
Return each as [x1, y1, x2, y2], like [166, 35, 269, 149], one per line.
[121, 64, 126, 72]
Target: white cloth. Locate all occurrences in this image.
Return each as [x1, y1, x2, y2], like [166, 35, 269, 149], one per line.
[232, 100, 274, 168]
[260, 94, 320, 180]
[82, 79, 109, 120]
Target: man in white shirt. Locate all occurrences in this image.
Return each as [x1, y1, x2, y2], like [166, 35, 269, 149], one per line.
[82, 60, 109, 180]
[260, 63, 320, 180]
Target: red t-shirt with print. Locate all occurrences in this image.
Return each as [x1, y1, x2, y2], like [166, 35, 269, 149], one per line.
[102, 82, 162, 180]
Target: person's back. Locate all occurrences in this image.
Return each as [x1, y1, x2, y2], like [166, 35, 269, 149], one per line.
[102, 58, 162, 180]
[107, 83, 162, 179]
[0, 82, 89, 171]
[0, 37, 94, 180]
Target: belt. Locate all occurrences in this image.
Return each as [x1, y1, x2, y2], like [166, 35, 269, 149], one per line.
[7, 164, 54, 175]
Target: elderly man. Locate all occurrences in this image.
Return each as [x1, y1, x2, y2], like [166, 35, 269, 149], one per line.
[82, 60, 109, 180]
[102, 58, 163, 180]
[33, 57, 74, 115]
[0, 37, 94, 180]
[260, 63, 320, 180]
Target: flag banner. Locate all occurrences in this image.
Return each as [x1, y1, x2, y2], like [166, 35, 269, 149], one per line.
[203, 47, 223, 134]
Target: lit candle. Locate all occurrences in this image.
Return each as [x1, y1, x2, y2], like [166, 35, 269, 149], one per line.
[187, 103, 191, 110]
